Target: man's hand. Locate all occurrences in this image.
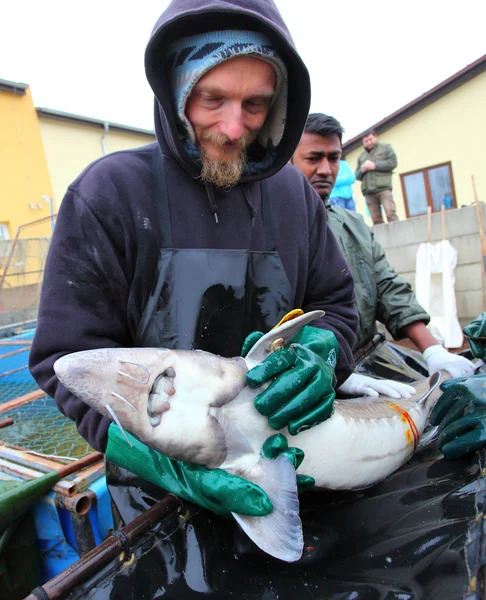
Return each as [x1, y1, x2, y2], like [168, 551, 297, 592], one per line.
[106, 424, 273, 517]
[337, 372, 416, 399]
[244, 325, 338, 435]
[361, 160, 376, 172]
[423, 345, 475, 378]
[262, 434, 315, 493]
[430, 374, 486, 458]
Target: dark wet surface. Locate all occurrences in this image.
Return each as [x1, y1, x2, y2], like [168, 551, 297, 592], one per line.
[62, 440, 486, 600]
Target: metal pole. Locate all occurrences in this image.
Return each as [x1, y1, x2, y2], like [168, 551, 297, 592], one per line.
[25, 494, 181, 600]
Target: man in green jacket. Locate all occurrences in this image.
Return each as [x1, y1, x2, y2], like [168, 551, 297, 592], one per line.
[355, 129, 398, 224]
[292, 113, 475, 397]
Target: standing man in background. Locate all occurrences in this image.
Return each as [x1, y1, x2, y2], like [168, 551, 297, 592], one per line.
[355, 129, 398, 224]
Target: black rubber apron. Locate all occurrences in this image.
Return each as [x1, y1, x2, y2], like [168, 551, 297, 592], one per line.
[107, 147, 293, 526]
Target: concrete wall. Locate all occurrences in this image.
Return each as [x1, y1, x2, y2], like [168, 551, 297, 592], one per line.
[344, 69, 486, 227]
[373, 204, 485, 329]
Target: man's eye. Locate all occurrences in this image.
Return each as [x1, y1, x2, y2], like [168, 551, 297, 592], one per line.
[245, 99, 268, 112]
[307, 157, 319, 163]
[202, 96, 223, 106]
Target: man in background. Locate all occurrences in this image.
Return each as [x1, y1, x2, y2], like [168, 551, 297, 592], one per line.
[292, 113, 474, 398]
[329, 159, 356, 211]
[355, 129, 398, 224]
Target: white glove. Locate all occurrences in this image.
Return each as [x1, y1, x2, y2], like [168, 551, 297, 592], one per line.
[337, 372, 416, 399]
[423, 344, 475, 378]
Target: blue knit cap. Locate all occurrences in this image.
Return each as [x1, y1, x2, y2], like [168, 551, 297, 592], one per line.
[168, 30, 288, 149]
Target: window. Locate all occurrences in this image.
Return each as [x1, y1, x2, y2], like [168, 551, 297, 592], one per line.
[0, 224, 10, 260]
[0, 223, 10, 240]
[400, 162, 456, 218]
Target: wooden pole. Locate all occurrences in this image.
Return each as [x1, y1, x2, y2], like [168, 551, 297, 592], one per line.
[440, 204, 446, 241]
[472, 175, 486, 311]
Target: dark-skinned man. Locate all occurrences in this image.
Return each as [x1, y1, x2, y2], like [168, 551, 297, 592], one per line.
[292, 113, 475, 399]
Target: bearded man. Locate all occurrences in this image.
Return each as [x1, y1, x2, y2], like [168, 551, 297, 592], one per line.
[30, 0, 357, 533]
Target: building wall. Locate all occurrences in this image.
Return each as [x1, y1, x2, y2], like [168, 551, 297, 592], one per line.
[38, 117, 155, 207]
[0, 87, 54, 237]
[344, 70, 486, 225]
[373, 204, 485, 333]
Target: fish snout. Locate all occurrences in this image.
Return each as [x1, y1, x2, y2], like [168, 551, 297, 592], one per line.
[54, 354, 85, 383]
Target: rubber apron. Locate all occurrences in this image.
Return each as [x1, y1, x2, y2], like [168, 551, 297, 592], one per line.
[107, 146, 294, 525]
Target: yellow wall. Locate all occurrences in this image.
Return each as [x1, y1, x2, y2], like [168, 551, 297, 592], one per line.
[0, 86, 54, 237]
[344, 70, 486, 225]
[38, 118, 155, 207]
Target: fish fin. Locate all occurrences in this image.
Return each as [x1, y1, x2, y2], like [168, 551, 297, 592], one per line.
[216, 405, 254, 462]
[231, 455, 303, 562]
[245, 310, 325, 368]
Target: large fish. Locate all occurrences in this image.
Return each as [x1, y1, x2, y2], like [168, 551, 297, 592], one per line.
[54, 310, 449, 562]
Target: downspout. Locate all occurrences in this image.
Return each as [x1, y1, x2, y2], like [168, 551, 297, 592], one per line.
[101, 121, 109, 156]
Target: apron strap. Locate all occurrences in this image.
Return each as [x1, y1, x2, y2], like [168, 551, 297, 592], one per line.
[261, 181, 277, 252]
[152, 145, 172, 248]
[153, 144, 277, 253]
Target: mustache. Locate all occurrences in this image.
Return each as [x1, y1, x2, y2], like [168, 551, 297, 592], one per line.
[200, 130, 256, 150]
[311, 176, 333, 184]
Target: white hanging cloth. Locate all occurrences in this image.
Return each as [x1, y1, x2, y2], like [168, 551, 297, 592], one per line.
[415, 240, 463, 348]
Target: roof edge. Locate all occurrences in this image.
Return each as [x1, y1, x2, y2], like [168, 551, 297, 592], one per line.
[36, 107, 156, 137]
[342, 53, 486, 155]
[0, 78, 29, 95]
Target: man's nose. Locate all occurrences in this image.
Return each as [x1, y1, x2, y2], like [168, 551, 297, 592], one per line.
[219, 105, 245, 140]
[317, 159, 332, 176]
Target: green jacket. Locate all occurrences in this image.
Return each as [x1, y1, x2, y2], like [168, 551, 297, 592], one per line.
[326, 204, 429, 350]
[355, 142, 397, 195]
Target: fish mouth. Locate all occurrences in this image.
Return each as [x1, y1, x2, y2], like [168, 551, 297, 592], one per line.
[147, 368, 176, 426]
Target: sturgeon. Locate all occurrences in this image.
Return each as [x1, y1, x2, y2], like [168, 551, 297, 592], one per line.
[54, 310, 449, 562]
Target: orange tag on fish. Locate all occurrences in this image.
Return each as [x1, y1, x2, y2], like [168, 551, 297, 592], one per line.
[271, 309, 304, 331]
[386, 401, 419, 449]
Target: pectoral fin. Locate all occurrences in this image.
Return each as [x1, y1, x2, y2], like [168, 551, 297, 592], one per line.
[231, 455, 303, 562]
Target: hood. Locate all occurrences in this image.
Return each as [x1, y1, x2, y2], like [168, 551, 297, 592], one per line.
[145, 0, 311, 182]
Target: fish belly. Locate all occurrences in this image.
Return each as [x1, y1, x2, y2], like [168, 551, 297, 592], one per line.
[220, 394, 428, 491]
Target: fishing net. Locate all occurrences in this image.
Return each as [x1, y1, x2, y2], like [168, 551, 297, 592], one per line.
[0, 368, 39, 404]
[0, 329, 38, 403]
[0, 396, 93, 459]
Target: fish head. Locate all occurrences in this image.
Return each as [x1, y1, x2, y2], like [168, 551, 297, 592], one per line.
[54, 347, 248, 468]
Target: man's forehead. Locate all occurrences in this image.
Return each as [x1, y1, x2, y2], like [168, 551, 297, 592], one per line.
[299, 132, 342, 154]
[193, 56, 277, 91]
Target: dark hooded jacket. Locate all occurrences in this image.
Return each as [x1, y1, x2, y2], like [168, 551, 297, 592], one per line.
[29, 0, 358, 452]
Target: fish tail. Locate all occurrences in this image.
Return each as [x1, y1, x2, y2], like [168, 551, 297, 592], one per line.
[231, 455, 303, 562]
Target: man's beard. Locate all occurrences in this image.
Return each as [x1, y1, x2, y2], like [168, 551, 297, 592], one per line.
[198, 130, 256, 188]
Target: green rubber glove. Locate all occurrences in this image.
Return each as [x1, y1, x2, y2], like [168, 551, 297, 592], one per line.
[429, 374, 486, 458]
[464, 313, 486, 361]
[244, 325, 338, 435]
[106, 424, 271, 517]
[262, 434, 315, 493]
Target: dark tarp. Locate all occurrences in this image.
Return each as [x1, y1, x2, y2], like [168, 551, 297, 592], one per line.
[55, 343, 486, 599]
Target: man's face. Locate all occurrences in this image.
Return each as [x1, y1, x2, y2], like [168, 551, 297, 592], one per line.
[292, 133, 342, 199]
[363, 133, 377, 150]
[185, 56, 276, 187]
